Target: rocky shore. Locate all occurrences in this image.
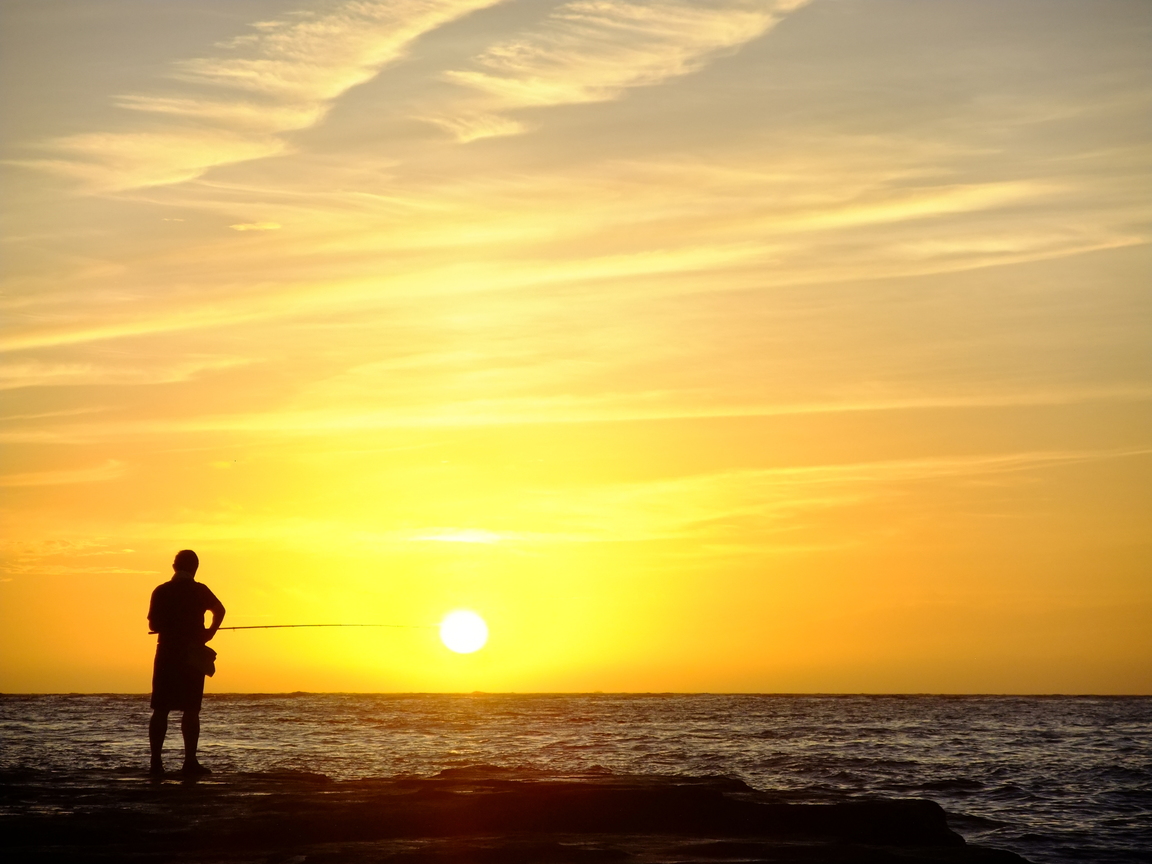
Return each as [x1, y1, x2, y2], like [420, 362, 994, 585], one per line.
[1, 766, 1030, 863]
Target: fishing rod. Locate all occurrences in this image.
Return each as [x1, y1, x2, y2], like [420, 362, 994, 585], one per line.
[218, 623, 436, 631]
[209, 614, 489, 651]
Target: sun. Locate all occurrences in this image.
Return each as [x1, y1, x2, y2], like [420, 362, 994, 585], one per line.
[439, 610, 489, 654]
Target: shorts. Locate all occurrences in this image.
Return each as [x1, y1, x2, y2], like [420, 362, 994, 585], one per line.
[150, 643, 205, 712]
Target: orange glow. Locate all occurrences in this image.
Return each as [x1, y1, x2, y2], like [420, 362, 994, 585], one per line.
[1, 0, 1150, 694]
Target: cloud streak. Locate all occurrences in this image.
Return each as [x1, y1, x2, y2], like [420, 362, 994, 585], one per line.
[3, 386, 1148, 445]
[435, 0, 810, 140]
[230, 222, 282, 232]
[0, 357, 250, 389]
[0, 460, 125, 488]
[24, 0, 503, 189]
[516, 447, 1152, 545]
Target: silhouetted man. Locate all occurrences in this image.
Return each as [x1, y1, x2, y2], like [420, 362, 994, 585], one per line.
[148, 549, 225, 775]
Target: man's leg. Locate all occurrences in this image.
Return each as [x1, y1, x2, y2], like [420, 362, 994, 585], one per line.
[148, 710, 169, 774]
[181, 710, 208, 773]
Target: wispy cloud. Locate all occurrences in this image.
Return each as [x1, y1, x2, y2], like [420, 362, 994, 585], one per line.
[516, 447, 1152, 545]
[0, 539, 153, 577]
[22, 0, 504, 189]
[4, 386, 1148, 445]
[14, 153, 1125, 356]
[0, 460, 125, 488]
[0, 357, 250, 390]
[230, 221, 282, 232]
[21, 130, 288, 191]
[433, 0, 810, 140]
[411, 528, 504, 543]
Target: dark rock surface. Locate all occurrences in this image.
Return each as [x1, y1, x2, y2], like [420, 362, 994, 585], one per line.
[0, 766, 1031, 863]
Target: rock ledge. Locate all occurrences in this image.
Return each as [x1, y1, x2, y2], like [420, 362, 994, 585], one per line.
[0, 767, 1031, 863]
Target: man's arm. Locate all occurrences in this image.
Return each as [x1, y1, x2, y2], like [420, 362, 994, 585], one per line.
[147, 587, 161, 634]
[204, 599, 226, 643]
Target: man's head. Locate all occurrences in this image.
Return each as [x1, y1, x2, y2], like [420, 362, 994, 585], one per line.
[173, 549, 199, 575]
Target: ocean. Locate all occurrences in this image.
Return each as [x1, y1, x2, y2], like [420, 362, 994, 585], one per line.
[0, 694, 1148, 863]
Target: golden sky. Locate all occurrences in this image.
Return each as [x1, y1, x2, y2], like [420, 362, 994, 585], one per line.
[1, 0, 1149, 694]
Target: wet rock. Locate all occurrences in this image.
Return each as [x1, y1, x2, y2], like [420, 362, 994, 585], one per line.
[0, 768, 1032, 863]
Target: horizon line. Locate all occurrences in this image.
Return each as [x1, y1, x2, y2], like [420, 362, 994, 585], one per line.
[3, 691, 1149, 698]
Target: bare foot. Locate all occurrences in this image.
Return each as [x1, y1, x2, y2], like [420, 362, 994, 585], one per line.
[148, 761, 164, 776]
[181, 761, 211, 776]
